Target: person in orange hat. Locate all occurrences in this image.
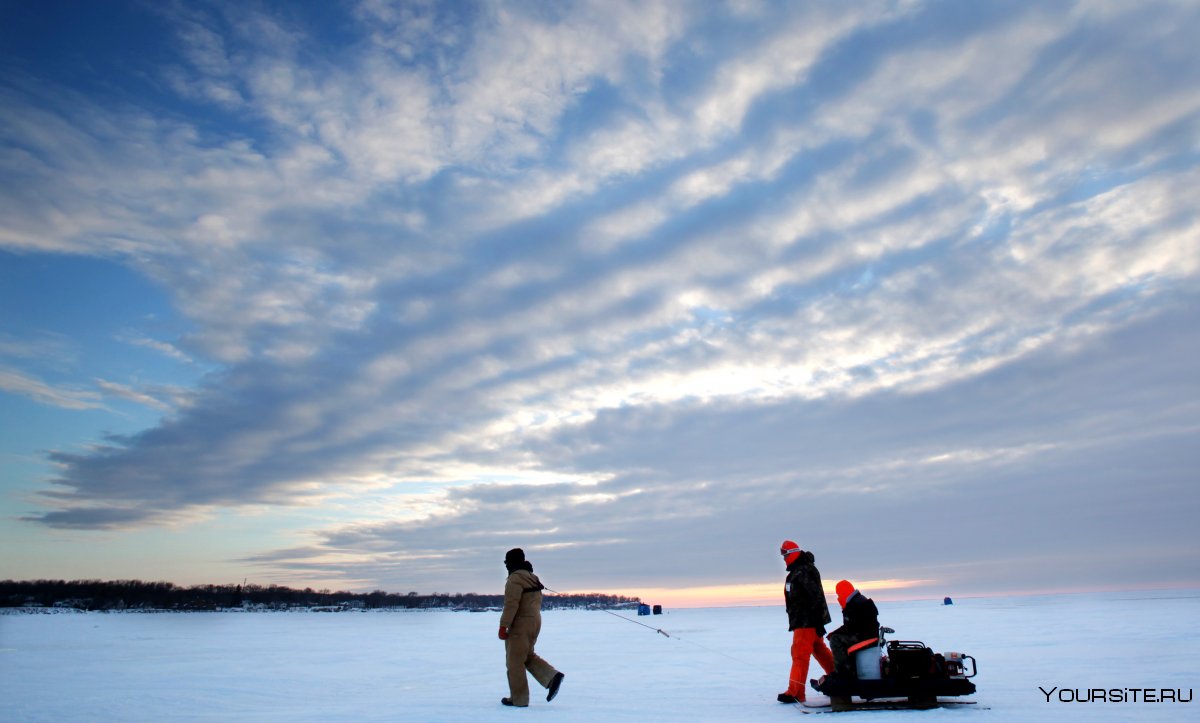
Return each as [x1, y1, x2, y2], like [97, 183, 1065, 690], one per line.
[827, 580, 879, 676]
[777, 540, 835, 704]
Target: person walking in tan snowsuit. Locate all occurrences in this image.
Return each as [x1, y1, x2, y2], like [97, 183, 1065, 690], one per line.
[498, 548, 564, 707]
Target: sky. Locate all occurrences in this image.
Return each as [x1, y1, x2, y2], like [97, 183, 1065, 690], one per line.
[1, 0, 1198, 608]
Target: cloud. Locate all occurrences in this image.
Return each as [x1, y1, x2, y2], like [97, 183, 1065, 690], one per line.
[121, 334, 194, 364]
[93, 379, 174, 412]
[2, 1, 1198, 594]
[246, 300, 1200, 594]
[0, 367, 102, 410]
[23, 506, 159, 530]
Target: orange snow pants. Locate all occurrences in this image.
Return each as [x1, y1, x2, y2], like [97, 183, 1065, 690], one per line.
[787, 628, 835, 699]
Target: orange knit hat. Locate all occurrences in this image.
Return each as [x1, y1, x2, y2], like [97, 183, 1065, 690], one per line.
[836, 579, 855, 608]
[780, 540, 802, 566]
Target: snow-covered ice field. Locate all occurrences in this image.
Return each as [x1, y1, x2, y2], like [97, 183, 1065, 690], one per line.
[2, 590, 1197, 721]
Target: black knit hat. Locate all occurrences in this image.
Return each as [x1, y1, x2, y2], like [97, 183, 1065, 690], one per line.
[504, 548, 525, 566]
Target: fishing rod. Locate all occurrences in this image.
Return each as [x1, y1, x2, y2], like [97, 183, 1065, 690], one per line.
[542, 586, 672, 637]
[541, 586, 772, 674]
[598, 608, 674, 638]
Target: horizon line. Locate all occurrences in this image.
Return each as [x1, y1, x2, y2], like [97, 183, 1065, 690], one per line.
[5, 577, 1197, 609]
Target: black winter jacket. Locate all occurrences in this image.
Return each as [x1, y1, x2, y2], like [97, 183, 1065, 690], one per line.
[829, 590, 879, 642]
[784, 551, 832, 634]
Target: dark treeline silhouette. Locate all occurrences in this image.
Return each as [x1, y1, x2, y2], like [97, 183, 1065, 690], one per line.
[0, 579, 640, 612]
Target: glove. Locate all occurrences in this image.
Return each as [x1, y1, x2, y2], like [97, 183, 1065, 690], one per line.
[498, 625, 509, 640]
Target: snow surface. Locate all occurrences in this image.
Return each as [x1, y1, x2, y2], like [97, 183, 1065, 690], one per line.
[2, 590, 1197, 721]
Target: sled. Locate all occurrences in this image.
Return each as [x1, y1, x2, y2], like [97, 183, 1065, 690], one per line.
[809, 626, 978, 712]
[800, 699, 985, 714]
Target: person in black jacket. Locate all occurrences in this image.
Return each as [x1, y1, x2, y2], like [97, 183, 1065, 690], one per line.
[778, 540, 835, 704]
[827, 579, 880, 676]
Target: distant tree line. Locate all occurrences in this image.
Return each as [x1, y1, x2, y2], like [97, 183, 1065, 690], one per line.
[0, 579, 641, 612]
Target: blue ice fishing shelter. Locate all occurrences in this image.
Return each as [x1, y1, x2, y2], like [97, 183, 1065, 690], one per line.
[637, 604, 651, 616]
[943, 596, 954, 605]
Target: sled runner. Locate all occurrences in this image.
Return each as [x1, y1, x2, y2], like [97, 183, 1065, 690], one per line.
[808, 626, 978, 712]
[799, 699, 985, 714]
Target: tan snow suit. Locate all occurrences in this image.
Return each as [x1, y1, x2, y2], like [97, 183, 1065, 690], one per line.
[500, 568, 560, 706]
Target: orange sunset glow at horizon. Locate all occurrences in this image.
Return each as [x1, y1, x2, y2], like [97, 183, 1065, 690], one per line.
[561, 578, 935, 609]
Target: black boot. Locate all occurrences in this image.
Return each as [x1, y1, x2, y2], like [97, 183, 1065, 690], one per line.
[547, 672, 565, 702]
[777, 693, 798, 703]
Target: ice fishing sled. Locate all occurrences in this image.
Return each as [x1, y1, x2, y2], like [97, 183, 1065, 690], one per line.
[809, 626, 977, 712]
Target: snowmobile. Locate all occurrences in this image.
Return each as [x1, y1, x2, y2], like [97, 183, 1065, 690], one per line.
[809, 625, 978, 712]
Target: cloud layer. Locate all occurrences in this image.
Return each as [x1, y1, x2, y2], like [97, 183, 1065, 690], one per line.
[2, 0, 1198, 596]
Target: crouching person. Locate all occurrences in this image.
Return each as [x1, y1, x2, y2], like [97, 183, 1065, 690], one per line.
[499, 548, 565, 707]
[827, 580, 879, 677]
